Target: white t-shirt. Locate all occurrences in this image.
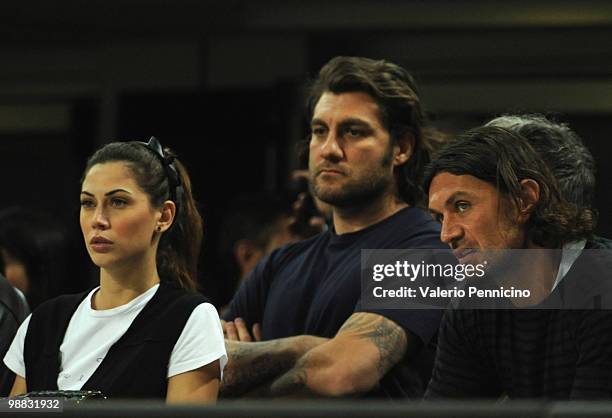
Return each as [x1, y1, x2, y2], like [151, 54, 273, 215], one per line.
[3, 284, 227, 390]
[551, 239, 587, 291]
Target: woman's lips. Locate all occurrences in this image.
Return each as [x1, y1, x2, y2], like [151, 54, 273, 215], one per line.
[90, 236, 114, 253]
[90, 242, 113, 253]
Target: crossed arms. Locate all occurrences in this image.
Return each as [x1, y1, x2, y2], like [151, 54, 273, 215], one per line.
[220, 311, 410, 397]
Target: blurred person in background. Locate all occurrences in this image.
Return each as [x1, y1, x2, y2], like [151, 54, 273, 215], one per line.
[0, 272, 29, 396]
[486, 114, 596, 214]
[208, 193, 297, 312]
[485, 114, 612, 247]
[288, 169, 332, 238]
[0, 207, 69, 310]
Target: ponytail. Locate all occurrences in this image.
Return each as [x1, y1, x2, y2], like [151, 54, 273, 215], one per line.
[156, 156, 202, 290]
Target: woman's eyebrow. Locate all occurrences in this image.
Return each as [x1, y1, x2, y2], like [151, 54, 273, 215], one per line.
[80, 189, 132, 196]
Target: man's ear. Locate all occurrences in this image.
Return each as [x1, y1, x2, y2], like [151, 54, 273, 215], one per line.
[393, 132, 414, 167]
[157, 200, 177, 232]
[517, 179, 540, 223]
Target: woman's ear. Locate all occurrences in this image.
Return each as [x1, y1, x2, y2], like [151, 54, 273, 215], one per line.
[517, 179, 540, 223]
[393, 132, 414, 167]
[157, 200, 177, 232]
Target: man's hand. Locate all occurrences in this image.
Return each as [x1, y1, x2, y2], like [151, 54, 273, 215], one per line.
[222, 318, 262, 342]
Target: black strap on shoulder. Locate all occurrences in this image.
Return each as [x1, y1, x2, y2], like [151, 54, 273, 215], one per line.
[24, 291, 90, 391]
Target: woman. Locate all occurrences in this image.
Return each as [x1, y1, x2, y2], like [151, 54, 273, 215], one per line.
[3, 137, 226, 402]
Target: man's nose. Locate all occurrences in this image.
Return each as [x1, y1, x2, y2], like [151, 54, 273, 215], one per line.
[319, 131, 343, 161]
[440, 218, 462, 247]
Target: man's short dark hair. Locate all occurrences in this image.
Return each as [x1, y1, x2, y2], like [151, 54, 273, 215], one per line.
[424, 126, 594, 248]
[306, 56, 437, 206]
[486, 114, 596, 210]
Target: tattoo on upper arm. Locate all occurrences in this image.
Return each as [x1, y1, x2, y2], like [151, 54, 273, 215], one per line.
[338, 313, 408, 376]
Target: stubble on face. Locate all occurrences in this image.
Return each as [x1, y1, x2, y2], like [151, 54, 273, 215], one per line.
[310, 147, 394, 208]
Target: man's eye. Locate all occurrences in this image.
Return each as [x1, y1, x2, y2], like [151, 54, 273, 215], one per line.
[345, 127, 366, 138]
[456, 201, 470, 213]
[311, 126, 327, 137]
[431, 213, 443, 223]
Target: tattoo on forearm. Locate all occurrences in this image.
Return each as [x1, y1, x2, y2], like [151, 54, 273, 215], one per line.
[339, 314, 407, 377]
[220, 340, 295, 397]
[270, 352, 316, 397]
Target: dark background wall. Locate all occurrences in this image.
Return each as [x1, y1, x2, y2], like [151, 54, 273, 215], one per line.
[1, 0, 611, 296]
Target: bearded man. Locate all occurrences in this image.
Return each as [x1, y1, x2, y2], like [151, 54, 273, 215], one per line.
[221, 56, 447, 398]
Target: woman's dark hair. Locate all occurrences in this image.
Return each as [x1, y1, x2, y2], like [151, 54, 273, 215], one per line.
[0, 207, 68, 309]
[82, 139, 202, 291]
[424, 126, 594, 248]
[305, 56, 444, 207]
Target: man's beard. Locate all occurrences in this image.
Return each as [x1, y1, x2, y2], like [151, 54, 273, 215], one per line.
[310, 151, 394, 208]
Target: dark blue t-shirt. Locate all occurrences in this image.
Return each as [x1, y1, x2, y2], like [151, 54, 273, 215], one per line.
[225, 207, 447, 397]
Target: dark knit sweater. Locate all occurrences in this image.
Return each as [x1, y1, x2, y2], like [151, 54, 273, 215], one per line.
[426, 240, 612, 399]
